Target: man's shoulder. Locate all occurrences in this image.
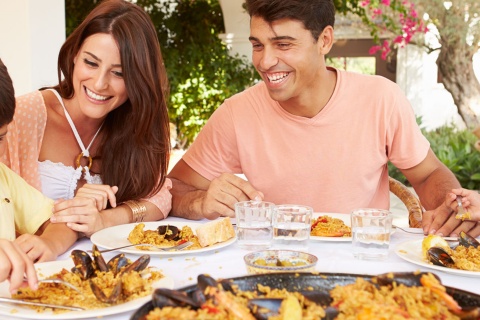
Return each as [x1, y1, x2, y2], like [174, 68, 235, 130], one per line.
[338, 69, 398, 89]
[224, 81, 269, 104]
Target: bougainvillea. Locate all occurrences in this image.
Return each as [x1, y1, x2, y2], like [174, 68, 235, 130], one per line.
[358, 0, 428, 59]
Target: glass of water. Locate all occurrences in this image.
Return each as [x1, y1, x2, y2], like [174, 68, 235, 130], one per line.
[235, 200, 275, 250]
[272, 204, 312, 251]
[351, 208, 392, 260]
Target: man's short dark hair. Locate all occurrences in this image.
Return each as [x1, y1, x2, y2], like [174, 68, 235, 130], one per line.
[245, 0, 335, 41]
[0, 58, 15, 127]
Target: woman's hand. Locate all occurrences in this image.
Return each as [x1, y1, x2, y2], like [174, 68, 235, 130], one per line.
[0, 239, 38, 294]
[76, 184, 119, 211]
[50, 184, 118, 237]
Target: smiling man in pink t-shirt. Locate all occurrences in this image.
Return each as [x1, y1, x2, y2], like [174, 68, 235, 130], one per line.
[168, 0, 479, 238]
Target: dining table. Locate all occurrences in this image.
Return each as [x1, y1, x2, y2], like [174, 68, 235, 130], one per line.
[0, 215, 479, 320]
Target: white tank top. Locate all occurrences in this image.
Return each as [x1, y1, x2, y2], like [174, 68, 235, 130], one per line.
[38, 89, 103, 200]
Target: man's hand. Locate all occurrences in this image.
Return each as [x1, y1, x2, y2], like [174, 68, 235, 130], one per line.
[199, 173, 264, 219]
[422, 203, 480, 237]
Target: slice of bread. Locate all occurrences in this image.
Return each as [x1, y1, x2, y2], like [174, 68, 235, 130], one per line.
[196, 217, 235, 247]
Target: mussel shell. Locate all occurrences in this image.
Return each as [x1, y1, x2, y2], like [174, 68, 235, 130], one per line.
[123, 255, 150, 273]
[107, 254, 129, 276]
[248, 298, 282, 320]
[374, 272, 441, 287]
[70, 250, 95, 280]
[197, 274, 222, 294]
[459, 231, 479, 248]
[91, 245, 108, 272]
[90, 279, 122, 304]
[157, 225, 181, 241]
[427, 247, 455, 268]
[152, 288, 200, 308]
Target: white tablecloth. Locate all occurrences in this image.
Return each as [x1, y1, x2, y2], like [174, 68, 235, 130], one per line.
[1, 216, 479, 320]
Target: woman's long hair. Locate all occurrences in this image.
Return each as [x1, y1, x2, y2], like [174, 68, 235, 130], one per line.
[54, 0, 170, 203]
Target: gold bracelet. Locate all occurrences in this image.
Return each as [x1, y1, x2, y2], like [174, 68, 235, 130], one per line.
[124, 200, 147, 223]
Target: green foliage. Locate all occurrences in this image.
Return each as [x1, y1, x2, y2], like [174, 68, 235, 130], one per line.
[66, 0, 258, 148]
[65, 0, 99, 36]
[133, 0, 258, 147]
[388, 125, 480, 190]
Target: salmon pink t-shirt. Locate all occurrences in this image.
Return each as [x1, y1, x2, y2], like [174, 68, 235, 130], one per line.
[182, 69, 429, 213]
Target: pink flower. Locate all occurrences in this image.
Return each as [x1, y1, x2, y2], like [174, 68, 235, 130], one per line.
[360, 0, 370, 7]
[381, 0, 391, 5]
[369, 45, 382, 55]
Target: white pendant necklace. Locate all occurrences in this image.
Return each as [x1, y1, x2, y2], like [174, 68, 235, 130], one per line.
[49, 89, 103, 172]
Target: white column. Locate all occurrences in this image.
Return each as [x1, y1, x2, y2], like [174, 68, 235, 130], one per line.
[218, 0, 251, 61]
[0, 0, 65, 96]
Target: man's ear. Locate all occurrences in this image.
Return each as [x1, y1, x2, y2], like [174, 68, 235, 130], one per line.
[317, 26, 334, 55]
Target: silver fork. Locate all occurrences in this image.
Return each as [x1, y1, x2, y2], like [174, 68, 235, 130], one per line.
[23, 278, 83, 295]
[94, 241, 194, 253]
[392, 225, 424, 234]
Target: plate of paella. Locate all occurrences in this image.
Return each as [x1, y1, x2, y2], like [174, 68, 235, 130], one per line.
[395, 236, 480, 277]
[91, 219, 236, 256]
[0, 251, 174, 319]
[310, 213, 353, 242]
[130, 272, 480, 319]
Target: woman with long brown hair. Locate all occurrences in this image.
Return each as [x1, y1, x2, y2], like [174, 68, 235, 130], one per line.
[1, 0, 171, 237]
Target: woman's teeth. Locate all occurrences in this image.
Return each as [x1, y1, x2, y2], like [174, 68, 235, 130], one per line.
[86, 87, 109, 101]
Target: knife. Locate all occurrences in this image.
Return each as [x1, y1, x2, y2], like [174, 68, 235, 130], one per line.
[0, 297, 84, 311]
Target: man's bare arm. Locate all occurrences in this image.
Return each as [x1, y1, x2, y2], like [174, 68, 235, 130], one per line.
[168, 160, 263, 220]
[401, 148, 480, 237]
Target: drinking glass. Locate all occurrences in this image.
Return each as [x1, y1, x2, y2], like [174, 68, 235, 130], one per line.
[235, 201, 275, 250]
[272, 204, 312, 251]
[351, 208, 392, 260]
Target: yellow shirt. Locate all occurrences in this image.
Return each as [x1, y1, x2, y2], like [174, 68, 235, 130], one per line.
[0, 163, 53, 240]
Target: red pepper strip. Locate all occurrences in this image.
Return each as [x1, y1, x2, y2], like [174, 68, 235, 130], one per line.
[177, 239, 187, 245]
[201, 305, 221, 314]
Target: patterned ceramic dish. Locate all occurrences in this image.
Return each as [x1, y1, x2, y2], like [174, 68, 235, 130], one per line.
[243, 250, 318, 274]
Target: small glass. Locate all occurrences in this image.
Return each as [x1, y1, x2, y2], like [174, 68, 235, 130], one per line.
[351, 208, 392, 260]
[272, 204, 312, 251]
[235, 201, 275, 250]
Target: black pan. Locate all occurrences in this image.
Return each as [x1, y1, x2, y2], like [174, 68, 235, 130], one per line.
[130, 272, 480, 320]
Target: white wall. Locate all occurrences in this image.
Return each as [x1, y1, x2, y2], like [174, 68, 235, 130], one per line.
[0, 0, 65, 96]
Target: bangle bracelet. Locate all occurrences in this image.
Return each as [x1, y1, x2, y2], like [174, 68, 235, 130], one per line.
[124, 200, 147, 223]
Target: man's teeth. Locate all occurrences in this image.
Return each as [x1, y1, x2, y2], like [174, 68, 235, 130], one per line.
[86, 88, 109, 101]
[267, 72, 288, 83]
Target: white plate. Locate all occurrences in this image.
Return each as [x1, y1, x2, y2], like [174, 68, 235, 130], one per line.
[0, 259, 174, 319]
[91, 221, 236, 255]
[310, 212, 396, 242]
[395, 238, 480, 278]
[310, 213, 353, 242]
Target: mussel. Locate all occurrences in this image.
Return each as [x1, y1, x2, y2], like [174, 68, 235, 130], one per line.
[70, 245, 152, 303]
[157, 225, 181, 241]
[427, 247, 456, 268]
[71, 250, 95, 280]
[458, 231, 479, 248]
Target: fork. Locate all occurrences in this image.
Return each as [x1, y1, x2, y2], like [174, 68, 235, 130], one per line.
[455, 195, 470, 220]
[94, 241, 194, 253]
[392, 225, 424, 234]
[23, 278, 83, 295]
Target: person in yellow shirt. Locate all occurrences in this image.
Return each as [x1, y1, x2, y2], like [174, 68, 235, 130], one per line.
[0, 58, 78, 294]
